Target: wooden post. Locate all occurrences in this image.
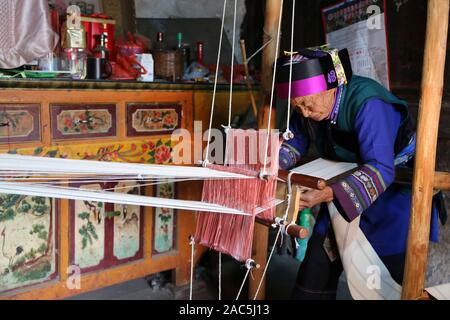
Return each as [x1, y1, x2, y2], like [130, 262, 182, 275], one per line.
[261, 0, 284, 94]
[250, 93, 275, 299]
[249, 222, 269, 300]
[402, 0, 449, 300]
[259, 0, 283, 129]
[249, 0, 283, 300]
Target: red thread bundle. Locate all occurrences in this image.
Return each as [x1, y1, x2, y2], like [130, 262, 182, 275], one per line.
[195, 129, 280, 262]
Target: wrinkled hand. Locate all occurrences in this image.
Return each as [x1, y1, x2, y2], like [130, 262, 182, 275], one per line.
[298, 186, 334, 210]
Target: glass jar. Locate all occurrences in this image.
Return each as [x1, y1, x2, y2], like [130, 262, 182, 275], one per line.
[63, 48, 87, 80]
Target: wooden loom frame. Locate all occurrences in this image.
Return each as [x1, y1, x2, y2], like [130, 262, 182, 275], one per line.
[0, 0, 446, 301]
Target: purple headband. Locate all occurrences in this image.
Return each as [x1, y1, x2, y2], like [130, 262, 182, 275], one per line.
[276, 74, 328, 99]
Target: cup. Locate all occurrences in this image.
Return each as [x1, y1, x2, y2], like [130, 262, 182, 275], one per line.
[86, 57, 112, 80]
[64, 48, 87, 79]
[39, 53, 59, 71]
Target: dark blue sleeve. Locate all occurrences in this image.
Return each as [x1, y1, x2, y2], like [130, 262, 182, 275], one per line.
[331, 98, 402, 221]
[279, 111, 310, 170]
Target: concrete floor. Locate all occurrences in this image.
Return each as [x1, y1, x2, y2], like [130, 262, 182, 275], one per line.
[67, 230, 301, 300]
[68, 203, 450, 300]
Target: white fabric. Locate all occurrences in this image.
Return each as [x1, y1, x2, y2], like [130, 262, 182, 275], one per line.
[0, 154, 285, 216]
[328, 202, 402, 299]
[426, 283, 450, 300]
[291, 158, 358, 180]
[0, 181, 283, 216]
[0, 154, 251, 180]
[0, 181, 251, 215]
[330, 202, 450, 300]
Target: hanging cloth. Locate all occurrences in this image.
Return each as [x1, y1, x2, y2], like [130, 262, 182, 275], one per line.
[0, 0, 59, 69]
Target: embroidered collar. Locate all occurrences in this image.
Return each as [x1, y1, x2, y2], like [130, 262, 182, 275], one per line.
[329, 85, 345, 125]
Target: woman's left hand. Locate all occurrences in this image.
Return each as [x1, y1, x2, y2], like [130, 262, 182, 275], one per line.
[298, 186, 334, 210]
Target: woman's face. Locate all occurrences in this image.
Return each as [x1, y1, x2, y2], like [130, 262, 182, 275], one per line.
[291, 88, 337, 121]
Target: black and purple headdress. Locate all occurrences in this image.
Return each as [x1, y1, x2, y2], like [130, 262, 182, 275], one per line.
[275, 47, 353, 99]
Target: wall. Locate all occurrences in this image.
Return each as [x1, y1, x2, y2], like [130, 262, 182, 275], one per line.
[50, 0, 103, 13]
[134, 0, 246, 63]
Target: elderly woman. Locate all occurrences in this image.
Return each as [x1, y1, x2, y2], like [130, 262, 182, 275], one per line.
[276, 47, 439, 300]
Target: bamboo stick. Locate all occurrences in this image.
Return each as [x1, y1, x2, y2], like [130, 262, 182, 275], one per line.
[240, 39, 259, 118]
[402, 0, 450, 300]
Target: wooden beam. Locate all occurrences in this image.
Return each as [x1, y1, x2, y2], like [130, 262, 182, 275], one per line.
[278, 170, 327, 190]
[395, 168, 450, 191]
[402, 0, 449, 300]
[434, 171, 450, 190]
[256, 216, 309, 239]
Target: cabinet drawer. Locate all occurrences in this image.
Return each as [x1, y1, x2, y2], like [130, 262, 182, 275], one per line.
[0, 104, 41, 144]
[126, 103, 182, 137]
[51, 104, 116, 140]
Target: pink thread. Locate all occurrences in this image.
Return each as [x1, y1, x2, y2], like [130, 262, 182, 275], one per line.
[195, 129, 281, 262]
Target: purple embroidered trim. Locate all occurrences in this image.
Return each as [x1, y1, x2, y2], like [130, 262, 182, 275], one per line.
[329, 85, 344, 124]
[331, 182, 361, 221]
[332, 165, 388, 221]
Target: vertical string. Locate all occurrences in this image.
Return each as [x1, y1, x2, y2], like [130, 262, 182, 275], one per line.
[253, 178, 293, 300]
[189, 236, 195, 300]
[219, 252, 222, 300]
[262, 0, 284, 175]
[204, 0, 228, 165]
[253, 229, 282, 300]
[284, 0, 296, 140]
[227, 0, 238, 128]
[223, 0, 238, 167]
[236, 268, 252, 300]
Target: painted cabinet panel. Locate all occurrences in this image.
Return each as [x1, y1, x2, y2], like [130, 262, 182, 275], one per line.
[72, 184, 106, 270]
[0, 104, 41, 144]
[126, 103, 182, 137]
[51, 104, 116, 140]
[113, 182, 142, 261]
[153, 182, 177, 254]
[0, 195, 57, 293]
[70, 182, 144, 273]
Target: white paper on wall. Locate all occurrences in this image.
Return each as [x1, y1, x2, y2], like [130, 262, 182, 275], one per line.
[322, 0, 390, 89]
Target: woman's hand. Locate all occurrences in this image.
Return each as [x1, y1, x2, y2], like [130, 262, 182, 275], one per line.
[298, 186, 334, 210]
